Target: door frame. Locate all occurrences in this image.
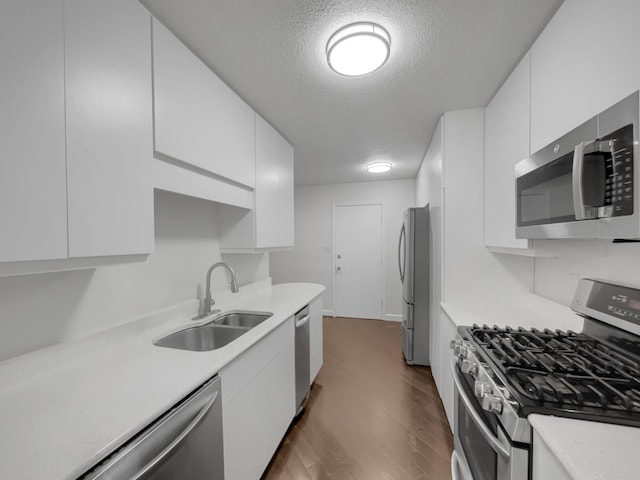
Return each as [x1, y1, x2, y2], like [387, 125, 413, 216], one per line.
[331, 201, 385, 319]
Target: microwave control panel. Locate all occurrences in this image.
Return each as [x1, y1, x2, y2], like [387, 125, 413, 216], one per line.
[603, 124, 634, 216]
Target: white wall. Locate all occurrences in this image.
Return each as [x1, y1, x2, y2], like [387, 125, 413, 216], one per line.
[528, 0, 640, 306]
[442, 109, 533, 303]
[0, 190, 268, 361]
[534, 241, 640, 305]
[270, 179, 415, 319]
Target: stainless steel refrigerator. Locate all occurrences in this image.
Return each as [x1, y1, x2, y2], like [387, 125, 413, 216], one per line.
[398, 205, 430, 366]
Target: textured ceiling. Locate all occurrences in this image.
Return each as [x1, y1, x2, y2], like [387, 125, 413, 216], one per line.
[140, 0, 563, 185]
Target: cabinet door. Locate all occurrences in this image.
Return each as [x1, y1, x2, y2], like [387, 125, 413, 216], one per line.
[438, 308, 457, 432]
[484, 52, 530, 249]
[255, 114, 294, 249]
[530, 1, 640, 153]
[0, 1, 67, 262]
[531, 431, 572, 480]
[219, 115, 294, 252]
[152, 19, 255, 189]
[65, 0, 153, 257]
[309, 296, 323, 383]
[220, 318, 295, 479]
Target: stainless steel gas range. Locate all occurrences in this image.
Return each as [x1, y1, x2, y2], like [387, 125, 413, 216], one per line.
[450, 278, 640, 480]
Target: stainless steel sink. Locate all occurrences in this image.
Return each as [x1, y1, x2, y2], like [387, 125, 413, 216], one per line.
[154, 325, 249, 351]
[212, 311, 272, 328]
[154, 311, 272, 352]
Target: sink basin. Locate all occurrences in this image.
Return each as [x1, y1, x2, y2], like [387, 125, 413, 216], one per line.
[154, 325, 249, 351]
[212, 311, 272, 328]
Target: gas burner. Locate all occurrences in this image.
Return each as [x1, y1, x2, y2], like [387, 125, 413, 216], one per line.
[468, 323, 640, 412]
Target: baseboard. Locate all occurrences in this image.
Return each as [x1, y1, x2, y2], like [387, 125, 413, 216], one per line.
[322, 309, 334, 317]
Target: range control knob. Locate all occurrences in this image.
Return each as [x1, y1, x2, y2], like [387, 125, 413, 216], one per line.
[474, 381, 492, 398]
[449, 339, 462, 356]
[482, 395, 504, 415]
[461, 359, 479, 377]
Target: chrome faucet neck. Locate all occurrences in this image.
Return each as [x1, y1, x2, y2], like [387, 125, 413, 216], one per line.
[202, 262, 239, 316]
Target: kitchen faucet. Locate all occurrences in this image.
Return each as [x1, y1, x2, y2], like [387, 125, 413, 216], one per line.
[198, 262, 239, 318]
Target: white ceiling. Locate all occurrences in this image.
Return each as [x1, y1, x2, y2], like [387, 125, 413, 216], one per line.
[140, 0, 563, 186]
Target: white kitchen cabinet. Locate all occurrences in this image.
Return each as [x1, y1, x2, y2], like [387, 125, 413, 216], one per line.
[484, 52, 531, 251]
[309, 295, 323, 383]
[65, 0, 154, 257]
[0, 0, 152, 270]
[152, 19, 255, 190]
[531, 430, 572, 480]
[0, 1, 68, 263]
[435, 307, 457, 431]
[219, 114, 294, 252]
[219, 317, 295, 479]
[530, 1, 640, 153]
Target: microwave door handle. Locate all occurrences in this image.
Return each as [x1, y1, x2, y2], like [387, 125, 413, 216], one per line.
[451, 359, 511, 458]
[572, 141, 589, 220]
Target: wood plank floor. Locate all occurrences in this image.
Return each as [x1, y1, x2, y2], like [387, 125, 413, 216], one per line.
[262, 316, 453, 480]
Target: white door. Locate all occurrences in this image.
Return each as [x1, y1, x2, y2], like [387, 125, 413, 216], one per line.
[333, 204, 383, 319]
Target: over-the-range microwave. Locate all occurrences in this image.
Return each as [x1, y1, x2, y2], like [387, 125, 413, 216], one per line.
[515, 90, 639, 239]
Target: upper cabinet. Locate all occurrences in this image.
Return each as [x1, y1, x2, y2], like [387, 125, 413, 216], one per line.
[151, 19, 256, 197]
[530, 1, 640, 153]
[220, 115, 294, 252]
[65, 0, 154, 258]
[484, 52, 531, 250]
[0, 1, 68, 263]
[0, 0, 153, 271]
[254, 115, 294, 249]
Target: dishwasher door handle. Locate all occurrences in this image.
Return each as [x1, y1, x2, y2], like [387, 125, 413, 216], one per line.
[83, 379, 220, 480]
[131, 390, 218, 480]
[295, 314, 310, 328]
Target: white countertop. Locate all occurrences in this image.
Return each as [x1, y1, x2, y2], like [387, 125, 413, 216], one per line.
[0, 281, 324, 480]
[529, 415, 640, 480]
[442, 294, 640, 480]
[441, 292, 584, 331]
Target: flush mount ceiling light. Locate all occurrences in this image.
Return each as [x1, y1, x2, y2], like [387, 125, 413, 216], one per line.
[366, 162, 392, 173]
[326, 22, 391, 76]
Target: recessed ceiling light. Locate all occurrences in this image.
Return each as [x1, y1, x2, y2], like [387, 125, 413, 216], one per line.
[326, 22, 391, 76]
[366, 162, 392, 173]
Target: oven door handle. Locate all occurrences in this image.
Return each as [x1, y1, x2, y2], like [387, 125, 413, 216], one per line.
[451, 450, 472, 480]
[451, 358, 511, 459]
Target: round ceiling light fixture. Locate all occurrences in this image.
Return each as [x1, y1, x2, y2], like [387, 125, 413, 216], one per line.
[366, 161, 392, 173]
[326, 22, 391, 76]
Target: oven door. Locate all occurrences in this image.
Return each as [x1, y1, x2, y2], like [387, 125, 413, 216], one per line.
[451, 359, 528, 480]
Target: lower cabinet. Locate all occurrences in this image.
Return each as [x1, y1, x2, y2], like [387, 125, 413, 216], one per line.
[434, 307, 458, 431]
[219, 317, 295, 479]
[531, 431, 572, 480]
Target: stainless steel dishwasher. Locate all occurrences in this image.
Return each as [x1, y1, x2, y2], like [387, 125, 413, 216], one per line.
[80, 375, 224, 480]
[294, 305, 311, 416]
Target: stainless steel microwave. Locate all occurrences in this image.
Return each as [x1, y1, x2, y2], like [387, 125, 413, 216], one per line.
[515, 91, 639, 239]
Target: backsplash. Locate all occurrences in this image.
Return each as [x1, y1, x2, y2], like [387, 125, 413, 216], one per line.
[534, 240, 640, 305]
[0, 190, 268, 362]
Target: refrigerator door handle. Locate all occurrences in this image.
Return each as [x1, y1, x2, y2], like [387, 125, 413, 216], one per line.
[398, 224, 406, 282]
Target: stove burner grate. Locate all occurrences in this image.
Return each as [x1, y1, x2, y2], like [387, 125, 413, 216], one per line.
[469, 324, 640, 412]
